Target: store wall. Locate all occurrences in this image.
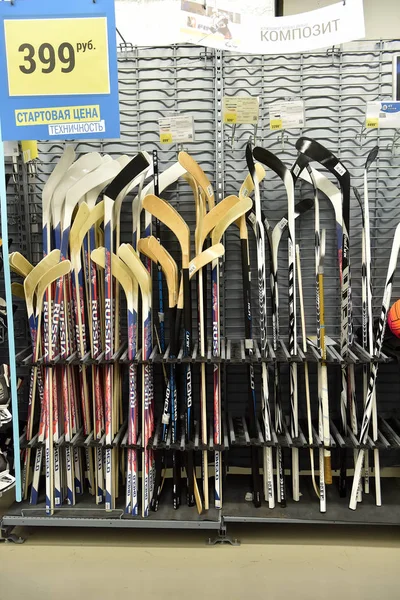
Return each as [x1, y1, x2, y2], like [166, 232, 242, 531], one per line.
[284, 0, 400, 39]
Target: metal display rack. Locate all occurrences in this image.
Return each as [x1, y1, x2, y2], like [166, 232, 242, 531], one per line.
[2, 39, 400, 540]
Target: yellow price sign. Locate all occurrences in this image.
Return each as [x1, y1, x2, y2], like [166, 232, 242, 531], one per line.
[4, 17, 110, 97]
[224, 112, 237, 124]
[270, 119, 283, 130]
[366, 118, 379, 129]
[160, 132, 173, 144]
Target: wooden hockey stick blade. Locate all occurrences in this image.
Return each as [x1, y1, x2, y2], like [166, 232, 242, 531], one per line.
[212, 198, 253, 245]
[36, 261, 72, 310]
[177, 244, 225, 309]
[137, 237, 158, 264]
[9, 252, 33, 277]
[184, 172, 203, 254]
[11, 282, 25, 300]
[142, 195, 190, 265]
[178, 151, 215, 209]
[72, 202, 105, 253]
[33, 261, 71, 360]
[190, 243, 224, 278]
[239, 164, 266, 200]
[91, 248, 134, 300]
[23, 250, 61, 302]
[138, 237, 178, 308]
[118, 244, 151, 298]
[69, 204, 91, 265]
[199, 195, 240, 250]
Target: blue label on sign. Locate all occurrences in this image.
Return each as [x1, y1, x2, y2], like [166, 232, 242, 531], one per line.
[381, 102, 400, 114]
[0, 0, 120, 141]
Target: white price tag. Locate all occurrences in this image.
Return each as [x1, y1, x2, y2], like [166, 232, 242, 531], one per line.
[222, 97, 259, 125]
[366, 101, 400, 129]
[334, 163, 346, 177]
[268, 100, 305, 130]
[158, 115, 195, 144]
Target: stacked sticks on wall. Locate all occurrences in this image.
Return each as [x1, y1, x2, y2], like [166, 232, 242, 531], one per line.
[10, 138, 400, 516]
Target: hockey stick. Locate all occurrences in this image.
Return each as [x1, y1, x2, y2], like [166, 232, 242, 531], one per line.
[141, 194, 196, 508]
[91, 248, 140, 515]
[66, 161, 124, 499]
[354, 186, 368, 502]
[350, 222, 400, 508]
[9, 252, 33, 278]
[102, 153, 150, 511]
[246, 143, 275, 509]
[240, 167, 287, 505]
[355, 152, 381, 506]
[113, 153, 151, 459]
[243, 173, 313, 505]
[54, 152, 104, 499]
[237, 167, 268, 508]
[296, 244, 324, 507]
[21, 250, 60, 502]
[211, 196, 253, 508]
[118, 244, 153, 517]
[178, 152, 215, 210]
[178, 155, 218, 509]
[139, 236, 178, 511]
[362, 146, 381, 505]
[292, 160, 333, 496]
[132, 160, 184, 244]
[236, 212, 262, 507]
[84, 158, 124, 504]
[295, 137, 351, 494]
[253, 146, 299, 503]
[38, 261, 71, 513]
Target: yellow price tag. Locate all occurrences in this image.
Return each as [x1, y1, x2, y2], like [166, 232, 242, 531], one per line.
[4, 17, 110, 97]
[160, 132, 173, 144]
[224, 113, 237, 124]
[21, 140, 38, 163]
[270, 119, 283, 130]
[366, 118, 379, 129]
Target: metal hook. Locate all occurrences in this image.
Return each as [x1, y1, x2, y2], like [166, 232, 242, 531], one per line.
[280, 131, 288, 151]
[230, 124, 237, 149]
[358, 125, 368, 148]
[388, 129, 400, 157]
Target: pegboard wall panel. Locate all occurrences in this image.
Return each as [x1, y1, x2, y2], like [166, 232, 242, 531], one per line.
[222, 39, 400, 348]
[16, 40, 400, 431]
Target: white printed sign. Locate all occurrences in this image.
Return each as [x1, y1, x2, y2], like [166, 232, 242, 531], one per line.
[223, 97, 259, 124]
[159, 115, 195, 144]
[366, 101, 400, 129]
[269, 100, 305, 130]
[180, 0, 365, 54]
